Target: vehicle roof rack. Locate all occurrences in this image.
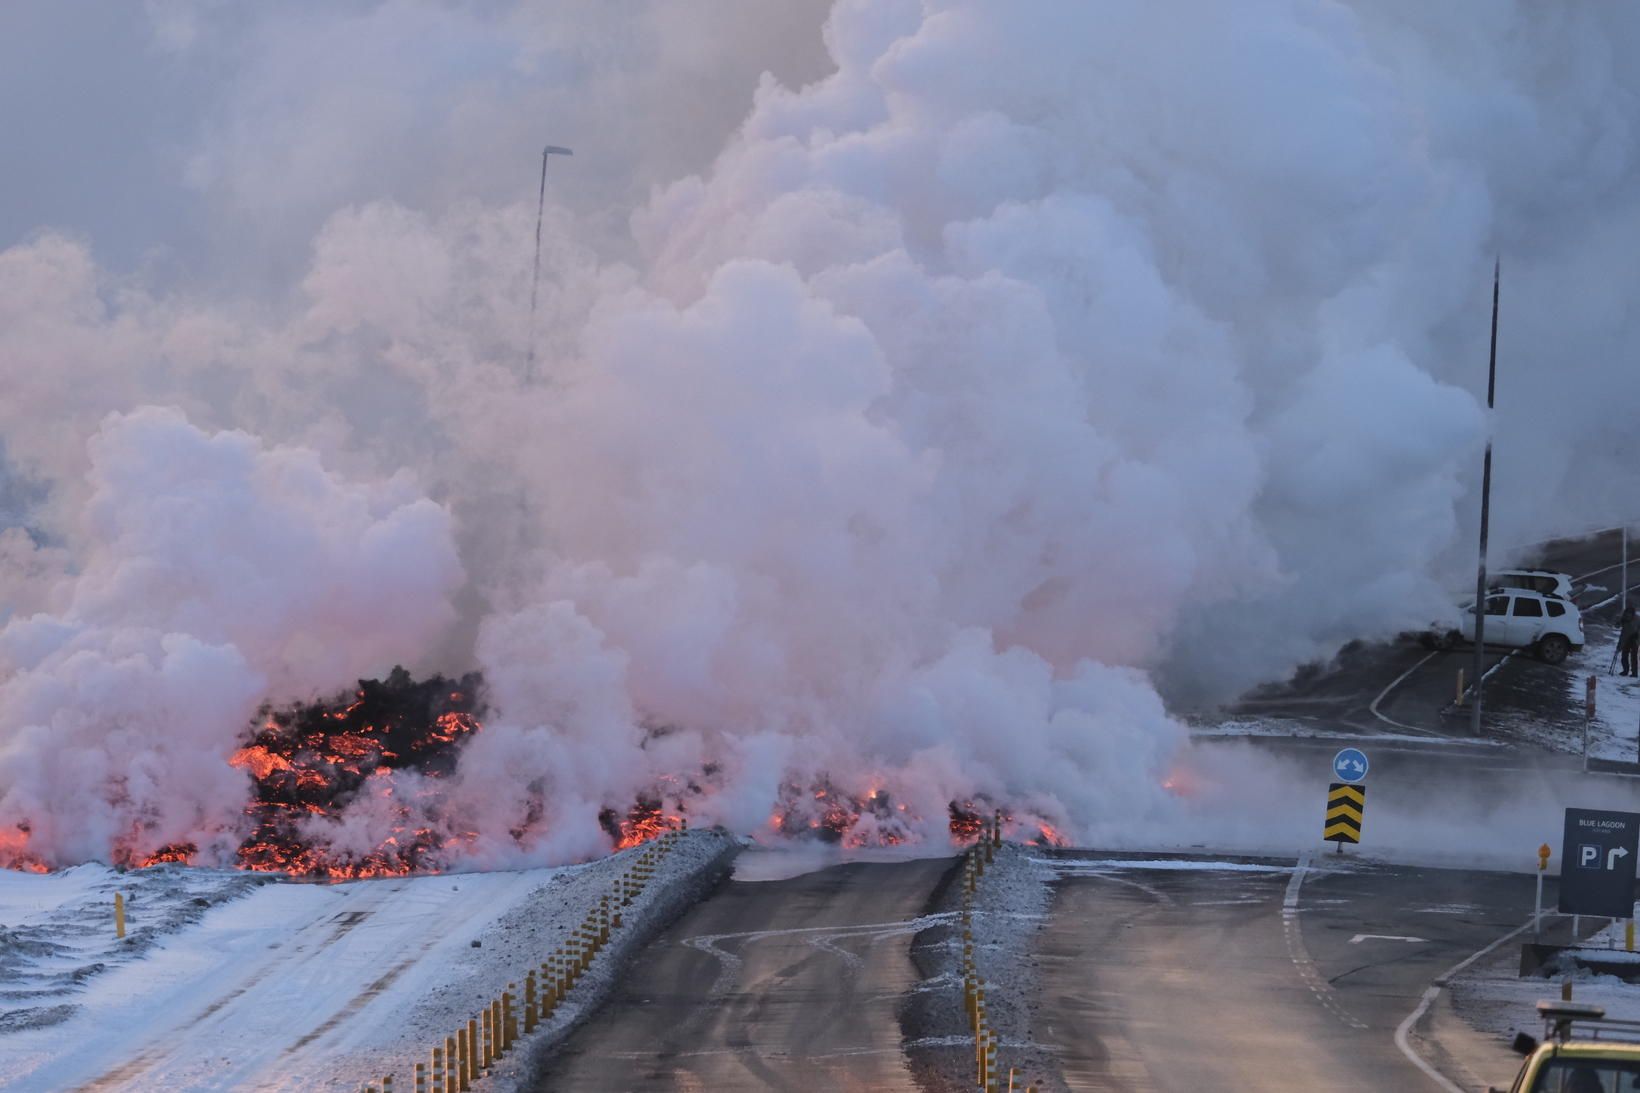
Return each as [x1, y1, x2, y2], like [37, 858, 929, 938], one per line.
[1538, 1000, 1640, 1044]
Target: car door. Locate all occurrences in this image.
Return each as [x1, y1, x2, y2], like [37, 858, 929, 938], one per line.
[1466, 594, 1512, 644]
[1509, 594, 1546, 646]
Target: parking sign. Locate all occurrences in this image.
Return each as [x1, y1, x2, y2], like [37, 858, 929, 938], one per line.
[1559, 808, 1640, 917]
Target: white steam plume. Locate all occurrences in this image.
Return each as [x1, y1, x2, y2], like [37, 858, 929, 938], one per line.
[2, 1, 1640, 865]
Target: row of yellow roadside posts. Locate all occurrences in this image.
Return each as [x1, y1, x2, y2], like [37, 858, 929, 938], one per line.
[962, 817, 1038, 1093]
[355, 826, 684, 1093]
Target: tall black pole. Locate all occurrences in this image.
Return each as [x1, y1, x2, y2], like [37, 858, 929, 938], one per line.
[1470, 258, 1500, 736]
[526, 144, 573, 382]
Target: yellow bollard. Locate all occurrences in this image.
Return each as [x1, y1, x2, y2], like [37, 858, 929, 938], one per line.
[383, 1076, 394, 1093]
[115, 892, 126, 939]
[457, 1026, 470, 1090]
[1630, 920, 1636, 953]
[467, 1018, 479, 1076]
[1456, 668, 1465, 705]
[415, 1062, 426, 1093]
[525, 972, 538, 1034]
[492, 998, 503, 1055]
[482, 1007, 493, 1069]
[1563, 978, 1574, 1002]
[504, 988, 515, 1048]
[431, 1045, 444, 1093]
[445, 1036, 457, 1082]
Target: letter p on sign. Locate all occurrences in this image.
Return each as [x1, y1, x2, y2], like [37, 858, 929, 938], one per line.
[1582, 844, 1602, 868]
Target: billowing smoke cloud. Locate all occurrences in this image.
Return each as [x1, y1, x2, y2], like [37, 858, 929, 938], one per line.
[2, 0, 1639, 865]
[0, 409, 462, 864]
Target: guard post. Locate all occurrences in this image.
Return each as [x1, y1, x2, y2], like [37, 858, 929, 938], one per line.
[1585, 676, 1596, 772]
[1536, 843, 1550, 939]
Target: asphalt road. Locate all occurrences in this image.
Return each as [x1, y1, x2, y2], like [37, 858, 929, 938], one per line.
[1035, 855, 1541, 1092]
[530, 855, 950, 1092]
[1232, 529, 1640, 739]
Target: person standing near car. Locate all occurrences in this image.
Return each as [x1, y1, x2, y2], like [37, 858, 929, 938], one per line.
[1620, 603, 1640, 676]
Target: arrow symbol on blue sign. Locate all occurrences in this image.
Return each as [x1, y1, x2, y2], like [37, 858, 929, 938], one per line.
[1611, 847, 1630, 870]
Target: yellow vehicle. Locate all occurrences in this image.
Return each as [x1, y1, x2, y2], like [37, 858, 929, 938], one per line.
[1497, 1001, 1640, 1092]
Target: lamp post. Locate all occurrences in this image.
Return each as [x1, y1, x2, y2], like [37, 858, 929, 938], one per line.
[526, 144, 573, 381]
[1470, 259, 1501, 737]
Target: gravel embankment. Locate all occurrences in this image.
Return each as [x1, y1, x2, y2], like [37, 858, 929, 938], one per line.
[901, 841, 1059, 1092]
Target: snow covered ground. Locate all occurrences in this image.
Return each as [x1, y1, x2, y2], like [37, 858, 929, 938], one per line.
[1566, 624, 1640, 763]
[0, 830, 735, 1092]
[1452, 916, 1640, 1048]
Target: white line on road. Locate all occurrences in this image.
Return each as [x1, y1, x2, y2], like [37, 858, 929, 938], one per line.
[1369, 650, 1442, 735]
[1393, 916, 1539, 1092]
[1282, 851, 1310, 915]
[1349, 933, 1427, 944]
[1280, 852, 1368, 1030]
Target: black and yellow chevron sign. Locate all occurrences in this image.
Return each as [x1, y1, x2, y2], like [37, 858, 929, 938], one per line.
[1324, 782, 1366, 844]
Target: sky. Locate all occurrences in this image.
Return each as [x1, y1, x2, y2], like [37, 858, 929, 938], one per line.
[3, 1, 1640, 866]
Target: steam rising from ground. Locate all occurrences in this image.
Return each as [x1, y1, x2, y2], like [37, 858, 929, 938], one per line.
[3, 1, 1640, 867]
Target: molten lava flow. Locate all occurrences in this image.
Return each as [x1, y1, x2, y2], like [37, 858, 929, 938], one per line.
[231, 666, 484, 878]
[768, 779, 915, 846]
[601, 800, 685, 850]
[948, 801, 989, 845]
[125, 843, 198, 868]
[0, 825, 48, 873]
[1033, 822, 1068, 848]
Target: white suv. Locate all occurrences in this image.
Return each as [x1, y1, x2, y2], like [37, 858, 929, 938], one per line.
[1423, 588, 1585, 664]
[1491, 568, 1576, 602]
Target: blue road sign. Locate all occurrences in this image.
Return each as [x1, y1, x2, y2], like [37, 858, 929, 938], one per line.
[1333, 747, 1369, 783]
[1560, 808, 1640, 917]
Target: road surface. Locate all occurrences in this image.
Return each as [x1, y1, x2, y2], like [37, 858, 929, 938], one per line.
[527, 848, 1599, 1092]
[530, 855, 951, 1092]
[1033, 853, 1559, 1092]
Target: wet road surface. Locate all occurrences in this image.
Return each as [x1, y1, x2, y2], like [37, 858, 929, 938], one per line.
[531, 855, 951, 1092]
[1035, 855, 1536, 1091]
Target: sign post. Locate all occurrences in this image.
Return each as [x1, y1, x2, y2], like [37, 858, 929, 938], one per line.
[1558, 808, 1640, 922]
[1585, 676, 1596, 772]
[1536, 843, 1551, 939]
[1324, 748, 1369, 852]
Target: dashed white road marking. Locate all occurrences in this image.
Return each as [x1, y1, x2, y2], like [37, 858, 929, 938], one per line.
[1280, 852, 1367, 1030]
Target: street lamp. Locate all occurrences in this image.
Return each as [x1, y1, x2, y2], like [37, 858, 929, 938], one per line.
[1470, 259, 1501, 736]
[526, 144, 573, 381]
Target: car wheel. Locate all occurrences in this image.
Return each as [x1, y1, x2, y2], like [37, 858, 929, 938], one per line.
[1537, 634, 1570, 665]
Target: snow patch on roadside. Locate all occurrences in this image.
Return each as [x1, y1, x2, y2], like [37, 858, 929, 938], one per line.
[0, 831, 735, 1092]
[0, 864, 264, 1034]
[1450, 917, 1640, 1052]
